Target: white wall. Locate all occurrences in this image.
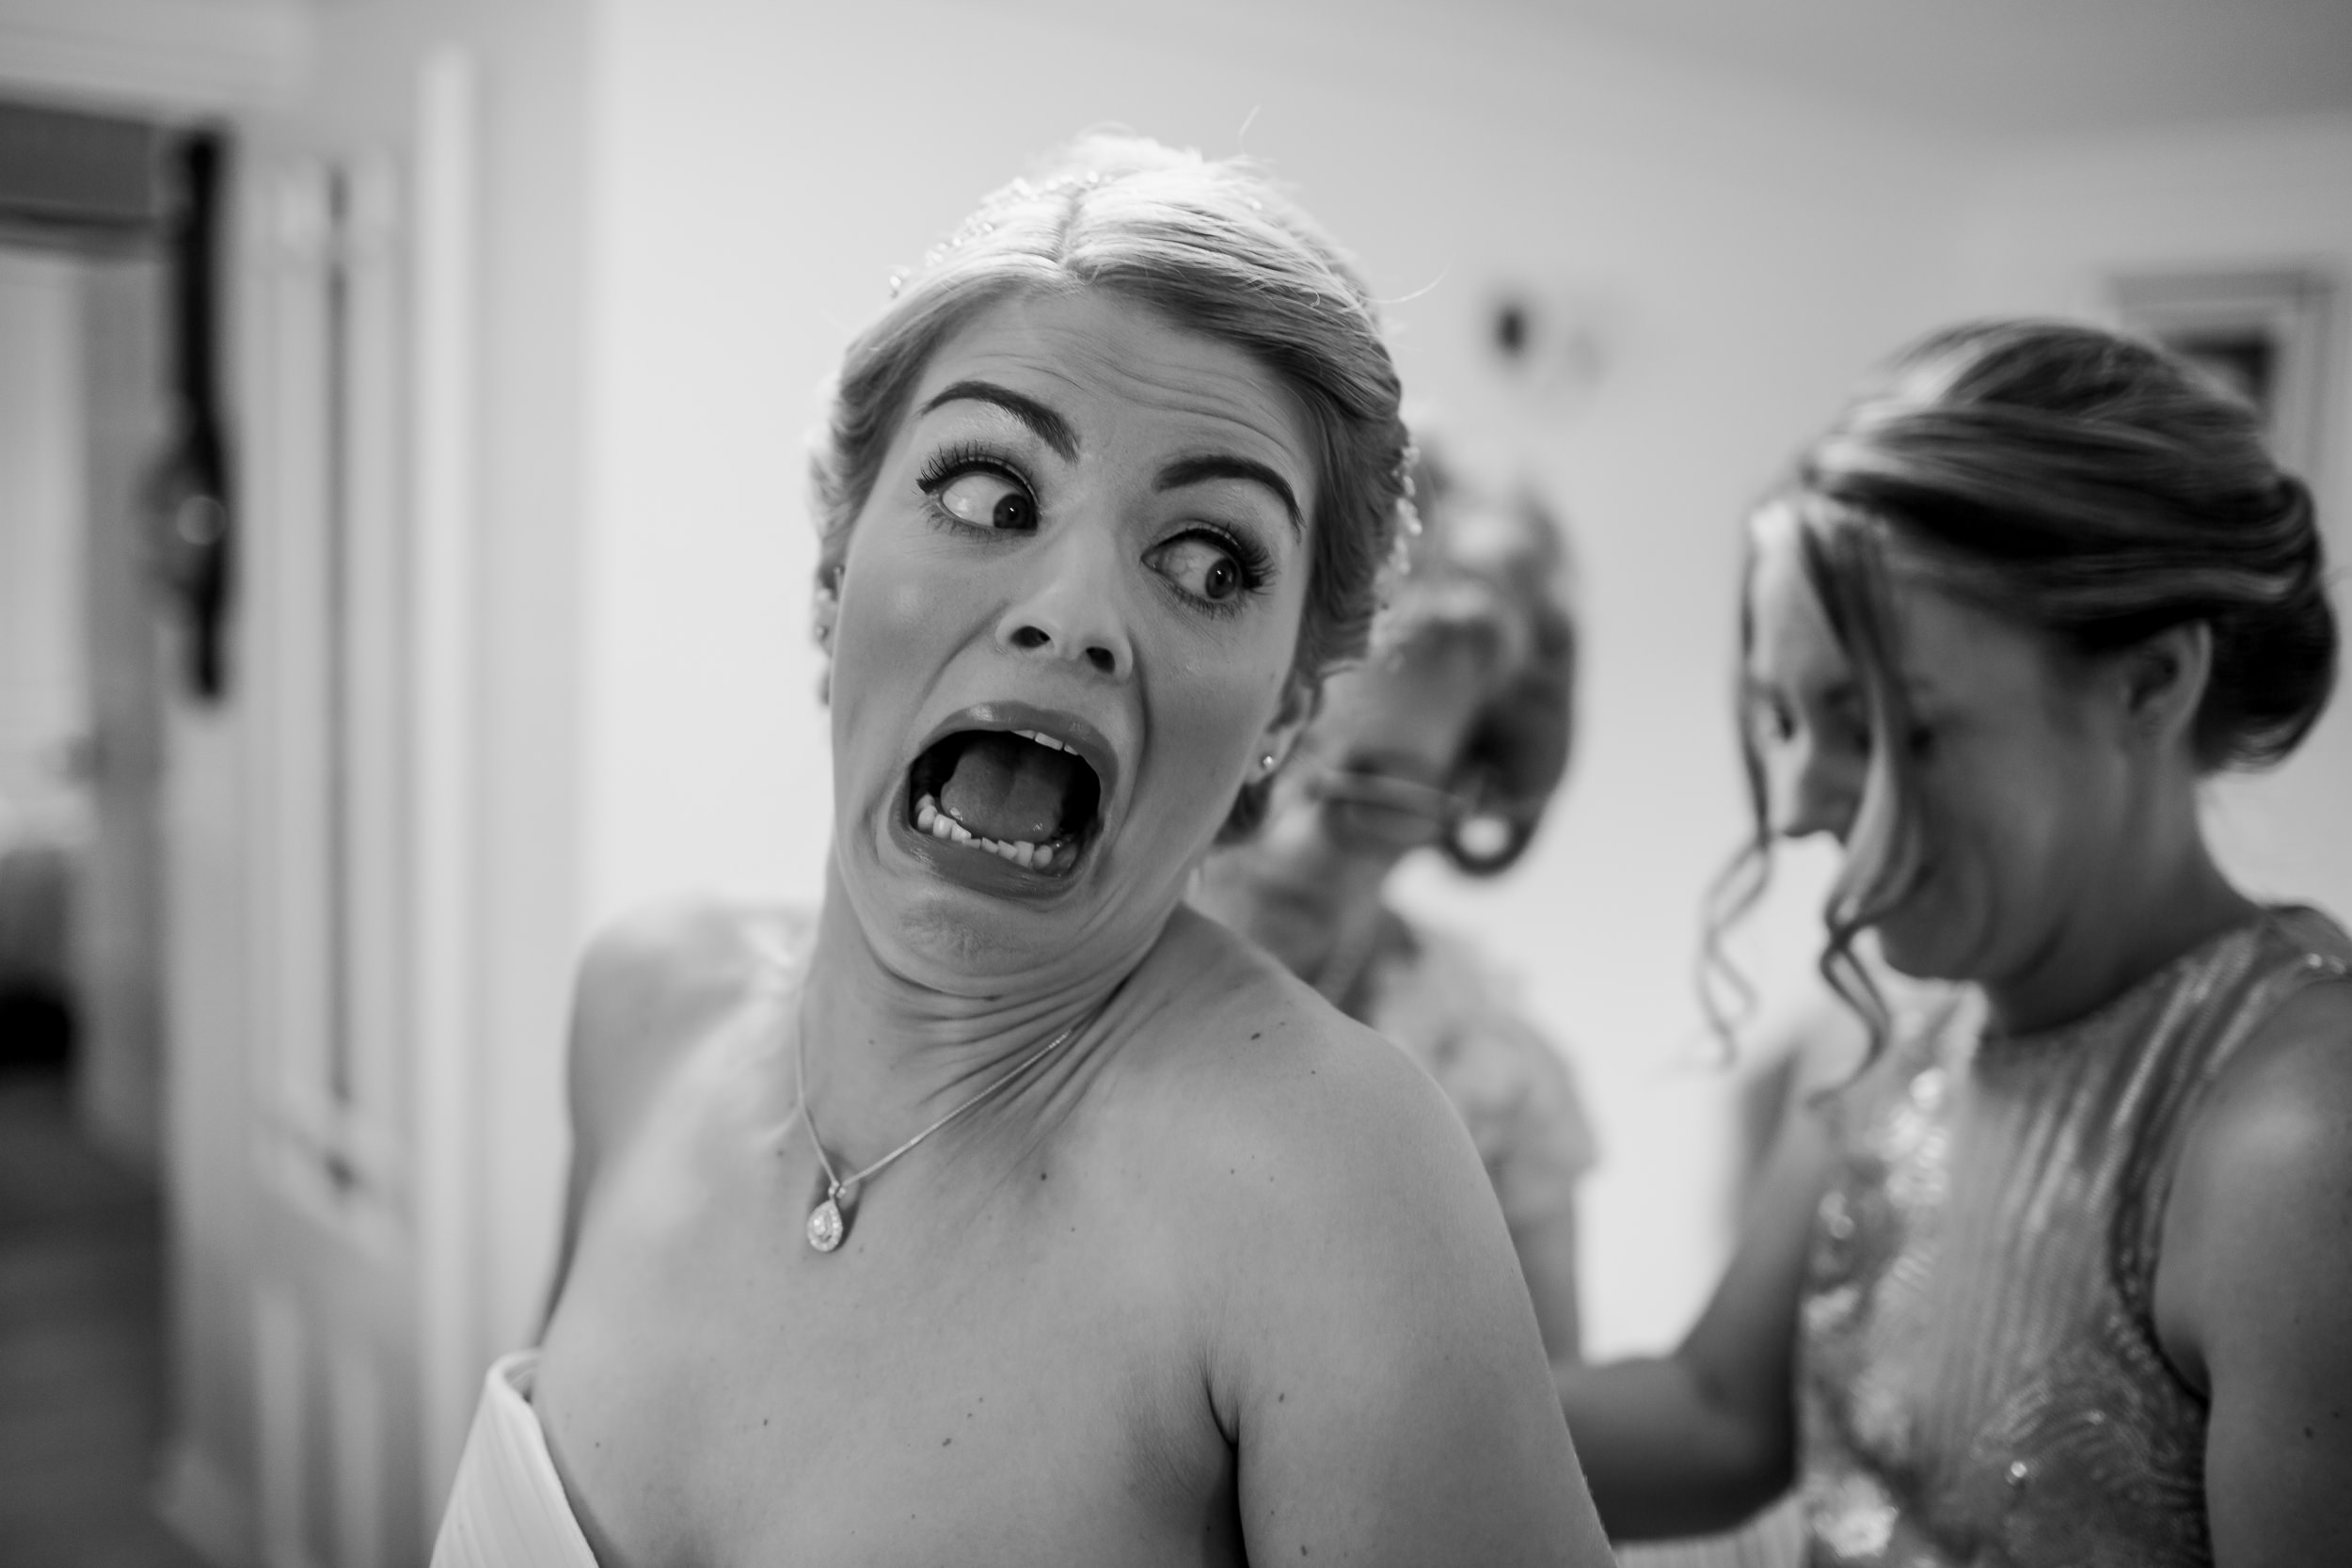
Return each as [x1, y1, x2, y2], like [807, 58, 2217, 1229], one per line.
[263, 0, 595, 1481]
[583, 0, 1973, 1354]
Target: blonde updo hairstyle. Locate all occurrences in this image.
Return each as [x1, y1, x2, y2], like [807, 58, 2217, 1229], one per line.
[808, 134, 1414, 840]
[1709, 318, 2338, 1040]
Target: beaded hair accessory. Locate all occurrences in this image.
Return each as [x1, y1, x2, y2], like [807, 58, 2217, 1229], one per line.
[889, 168, 1110, 297]
[1376, 440, 1425, 609]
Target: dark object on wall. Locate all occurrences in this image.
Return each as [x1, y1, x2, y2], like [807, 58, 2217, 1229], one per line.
[0, 98, 162, 242]
[0, 99, 237, 702]
[147, 132, 236, 702]
[1482, 279, 1612, 413]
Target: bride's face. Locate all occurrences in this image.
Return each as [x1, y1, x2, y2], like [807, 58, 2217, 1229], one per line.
[827, 287, 1319, 986]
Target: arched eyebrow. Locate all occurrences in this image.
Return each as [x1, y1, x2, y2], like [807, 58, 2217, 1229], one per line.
[1155, 454, 1302, 536]
[917, 380, 1077, 461]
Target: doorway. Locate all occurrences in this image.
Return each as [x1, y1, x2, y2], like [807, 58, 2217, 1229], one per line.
[0, 96, 223, 1563]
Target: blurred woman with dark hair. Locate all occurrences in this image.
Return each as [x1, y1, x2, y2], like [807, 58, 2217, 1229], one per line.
[1194, 444, 1597, 1359]
[1562, 319, 2351, 1566]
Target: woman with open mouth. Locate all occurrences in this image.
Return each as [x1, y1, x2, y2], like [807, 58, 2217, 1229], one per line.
[435, 135, 1613, 1566]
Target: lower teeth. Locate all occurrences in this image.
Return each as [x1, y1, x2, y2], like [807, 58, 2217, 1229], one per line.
[914, 793, 1063, 869]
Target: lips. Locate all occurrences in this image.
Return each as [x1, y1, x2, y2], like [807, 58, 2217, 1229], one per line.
[897, 704, 1120, 886]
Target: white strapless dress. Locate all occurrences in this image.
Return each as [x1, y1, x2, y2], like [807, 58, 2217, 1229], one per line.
[431, 1351, 600, 1567]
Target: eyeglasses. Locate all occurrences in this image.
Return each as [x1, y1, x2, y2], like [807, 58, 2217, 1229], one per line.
[1298, 765, 1470, 851]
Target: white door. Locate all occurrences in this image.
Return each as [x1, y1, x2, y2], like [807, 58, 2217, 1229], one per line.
[227, 56, 485, 1564]
[240, 138, 423, 1568]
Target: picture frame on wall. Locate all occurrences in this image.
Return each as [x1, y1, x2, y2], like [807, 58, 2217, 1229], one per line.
[2110, 266, 2335, 486]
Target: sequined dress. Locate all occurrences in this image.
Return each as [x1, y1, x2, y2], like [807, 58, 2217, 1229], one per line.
[1797, 906, 2352, 1567]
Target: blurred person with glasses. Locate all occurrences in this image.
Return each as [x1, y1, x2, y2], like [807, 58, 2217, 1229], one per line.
[1194, 442, 1596, 1361]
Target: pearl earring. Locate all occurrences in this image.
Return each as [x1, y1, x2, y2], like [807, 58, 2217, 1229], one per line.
[1260, 752, 1277, 774]
[812, 563, 844, 650]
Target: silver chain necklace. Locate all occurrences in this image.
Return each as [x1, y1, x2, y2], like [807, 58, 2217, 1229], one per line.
[793, 996, 1107, 1253]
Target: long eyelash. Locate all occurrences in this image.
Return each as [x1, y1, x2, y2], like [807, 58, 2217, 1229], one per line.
[1193, 524, 1274, 592]
[1164, 523, 1276, 619]
[915, 439, 1030, 497]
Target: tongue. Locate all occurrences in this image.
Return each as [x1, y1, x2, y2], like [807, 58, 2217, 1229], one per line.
[939, 733, 1080, 844]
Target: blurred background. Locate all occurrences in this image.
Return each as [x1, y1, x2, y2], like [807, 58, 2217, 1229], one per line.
[1, 0, 2346, 1561]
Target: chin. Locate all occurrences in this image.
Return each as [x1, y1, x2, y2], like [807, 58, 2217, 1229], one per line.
[1871, 904, 1986, 986]
[1873, 930, 1946, 980]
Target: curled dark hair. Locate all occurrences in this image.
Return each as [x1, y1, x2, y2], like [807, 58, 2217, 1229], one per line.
[1370, 444, 1578, 874]
[808, 134, 1412, 839]
[1705, 318, 2338, 1046]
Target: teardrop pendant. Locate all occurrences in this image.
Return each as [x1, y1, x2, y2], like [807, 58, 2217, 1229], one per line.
[806, 1196, 847, 1253]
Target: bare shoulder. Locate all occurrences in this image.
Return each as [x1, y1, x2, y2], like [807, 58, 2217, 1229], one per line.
[2155, 973, 2352, 1561]
[1110, 911, 1601, 1560]
[2156, 971, 2352, 1391]
[1125, 908, 1493, 1229]
[2188, 973, 2352, 1198]
[568, 895, 807, 1159]
[1116, 908, 1539, 1372]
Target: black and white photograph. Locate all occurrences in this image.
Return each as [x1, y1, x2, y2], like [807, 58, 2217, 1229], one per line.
[2, 3, 2349, 1564]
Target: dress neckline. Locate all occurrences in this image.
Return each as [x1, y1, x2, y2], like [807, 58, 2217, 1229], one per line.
[1974, 904, 2289, 1056]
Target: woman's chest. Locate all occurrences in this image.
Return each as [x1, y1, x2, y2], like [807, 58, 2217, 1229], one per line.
[1799, 1059, 2211, 1564]
[534, 1122, 1236, 1567]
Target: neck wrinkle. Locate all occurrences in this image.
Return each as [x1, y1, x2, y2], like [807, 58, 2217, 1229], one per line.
[1985, 825, 2255, 1038]
[795, 863, 1153, 1159]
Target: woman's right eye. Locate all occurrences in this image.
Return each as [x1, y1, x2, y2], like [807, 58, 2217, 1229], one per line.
[931, 468, 1037, 531]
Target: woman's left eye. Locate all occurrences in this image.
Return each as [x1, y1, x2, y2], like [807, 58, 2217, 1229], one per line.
[932, 467, 1037, 531]
[1146, 534, 1258, 606]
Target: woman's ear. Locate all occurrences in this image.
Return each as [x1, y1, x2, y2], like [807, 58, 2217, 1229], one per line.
[1254, 675, 1318, 779]
[1216, 676, 1321, 846]
[2118, 620, 2213, 752]
[811, 562, 844, 705]
[812, 562, 844, 646]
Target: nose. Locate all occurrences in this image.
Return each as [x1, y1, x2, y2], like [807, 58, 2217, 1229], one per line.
[1765, 729, 1863, 842]
[994, 530, 1134, 678]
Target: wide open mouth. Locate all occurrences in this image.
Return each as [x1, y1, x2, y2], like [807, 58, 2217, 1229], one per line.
[907, 727, 1104, 876]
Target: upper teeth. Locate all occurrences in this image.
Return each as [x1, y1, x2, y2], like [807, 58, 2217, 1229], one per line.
[1014, 728, 1070, 752]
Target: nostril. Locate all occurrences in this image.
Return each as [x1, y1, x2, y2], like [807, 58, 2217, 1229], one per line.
[1010, 626, 1051, 651]
[1085, 646, 1117, 674]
